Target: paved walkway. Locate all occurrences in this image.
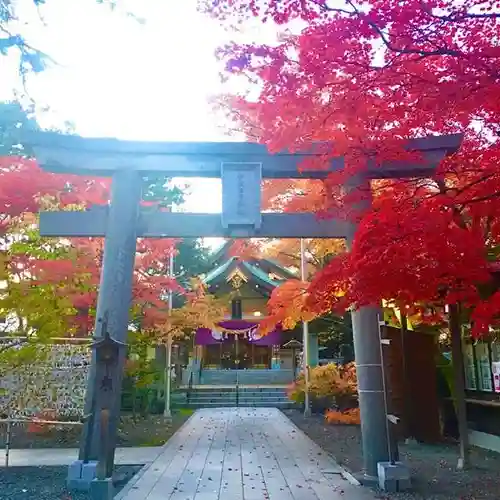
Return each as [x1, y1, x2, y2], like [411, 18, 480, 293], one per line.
[118, 408, 377, 500]
[0, 446, 163, 467]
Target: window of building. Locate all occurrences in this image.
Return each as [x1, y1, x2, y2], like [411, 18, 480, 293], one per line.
[475, 342, 493, 392]
[491, 341, 500, 364]
[464, 342, 477, 391]
[463, 340, 500, 394]
[491, 342, 500, 393]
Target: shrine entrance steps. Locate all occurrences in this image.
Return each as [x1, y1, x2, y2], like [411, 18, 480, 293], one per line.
[197, 369, 295, 386]
[172, 386, 296, 410]
[116, 407, 377, 500]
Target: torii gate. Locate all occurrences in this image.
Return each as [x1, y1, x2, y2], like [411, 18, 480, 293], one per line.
[29, 131, 461, 491]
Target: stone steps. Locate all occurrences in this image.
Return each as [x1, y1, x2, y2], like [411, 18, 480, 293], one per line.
[179, 391, 287, 396]
[172, 387, 296, 410]
[180, 401, 295, 409]
[181, 397, 289, 404]
[199, 369, 294, 386]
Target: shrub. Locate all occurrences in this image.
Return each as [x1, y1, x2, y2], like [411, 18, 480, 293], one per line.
[287, 362, 358, 411]
[27, 409, 57, 434]
[287, 380, 305, 404]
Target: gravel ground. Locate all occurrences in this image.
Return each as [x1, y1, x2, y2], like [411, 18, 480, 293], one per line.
[0, 412, 191, 499]
[285, 410, 500, 500]
[0, 412, 191, 449]
[0, 465, 142, 500]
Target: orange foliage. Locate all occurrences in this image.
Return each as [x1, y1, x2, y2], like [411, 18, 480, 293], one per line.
[325, 408, 361, 426]
[287, 363, 358, 406]
[260, 279, 315, 332]
[262, 179, 326, 213]
[262, 238, 345, 272]
[147, 279, 227, 341]
[227, 240, 262, 260]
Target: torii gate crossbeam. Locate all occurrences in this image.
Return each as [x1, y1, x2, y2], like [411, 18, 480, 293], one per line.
[40, 210, 352, 239]
[27, 131, 462, 494]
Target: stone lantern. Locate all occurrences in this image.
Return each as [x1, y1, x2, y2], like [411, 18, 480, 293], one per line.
[89, 313, 127, 500]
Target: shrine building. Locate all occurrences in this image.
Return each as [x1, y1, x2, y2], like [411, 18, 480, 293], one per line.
[182, 242, 319, 387]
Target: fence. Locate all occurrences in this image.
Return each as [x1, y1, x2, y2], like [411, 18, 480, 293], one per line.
[0, 417, 87, 467]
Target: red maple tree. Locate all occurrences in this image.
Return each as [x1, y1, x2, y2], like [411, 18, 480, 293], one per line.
[203, 0, 500, 336]
[0, 156, 182, 335]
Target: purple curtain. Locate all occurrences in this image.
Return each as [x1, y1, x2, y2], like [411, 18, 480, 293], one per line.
[194, 322, 282, 346]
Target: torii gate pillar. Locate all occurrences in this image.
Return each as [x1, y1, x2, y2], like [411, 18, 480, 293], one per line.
[351, 306, 389, 476]
[68, 170, 142, 492]
[345, 176, 390, 480]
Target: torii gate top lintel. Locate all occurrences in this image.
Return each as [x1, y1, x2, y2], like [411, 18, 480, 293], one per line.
[27, 131, 463, 180]
[32, 131, 463, 239]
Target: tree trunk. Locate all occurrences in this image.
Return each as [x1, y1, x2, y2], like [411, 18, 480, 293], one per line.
[449, 303, 470, 469]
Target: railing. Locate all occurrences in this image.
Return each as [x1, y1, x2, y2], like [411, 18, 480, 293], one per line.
[0, 417, 87, 467]
[200, 369, 294, 386]
[186, 371, 194, 405]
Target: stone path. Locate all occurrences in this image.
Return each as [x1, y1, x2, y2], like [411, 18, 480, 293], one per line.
[118, 407, 377, 500]
[0, 446, 163, 467]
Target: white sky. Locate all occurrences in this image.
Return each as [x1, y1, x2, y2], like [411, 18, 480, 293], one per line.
[0, 0, 282, 248]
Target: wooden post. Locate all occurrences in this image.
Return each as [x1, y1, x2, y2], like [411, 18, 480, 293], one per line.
[163, 252, 174, 420]
[449, 303, 470, 469]
[400, 313, 414, 441]
[300, 238, 312, 417]
[4, 421, 11, 467]
[235, 334, 240, 370]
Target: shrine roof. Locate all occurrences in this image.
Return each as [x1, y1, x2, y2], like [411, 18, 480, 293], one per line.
[240, 261, 283, 288]
[202, 257, 239, 284]
[258, 257, 297, 280]
[202, 254, 294, 295]
[209, 241, 297, 280]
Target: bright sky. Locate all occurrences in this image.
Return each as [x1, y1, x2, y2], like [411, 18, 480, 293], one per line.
[0, 0, 281, 248]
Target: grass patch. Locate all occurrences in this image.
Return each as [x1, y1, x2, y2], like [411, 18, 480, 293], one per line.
[177, 408, 195, 417]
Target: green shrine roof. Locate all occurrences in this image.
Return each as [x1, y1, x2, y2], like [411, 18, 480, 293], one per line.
[240, 261, 283, 288]
[202, 256, 239, 284]
[207, 241, 297, 282]
[210, 241, 231, 264]
[202, 245, 297, 296]
[202, 258, 281, 292]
